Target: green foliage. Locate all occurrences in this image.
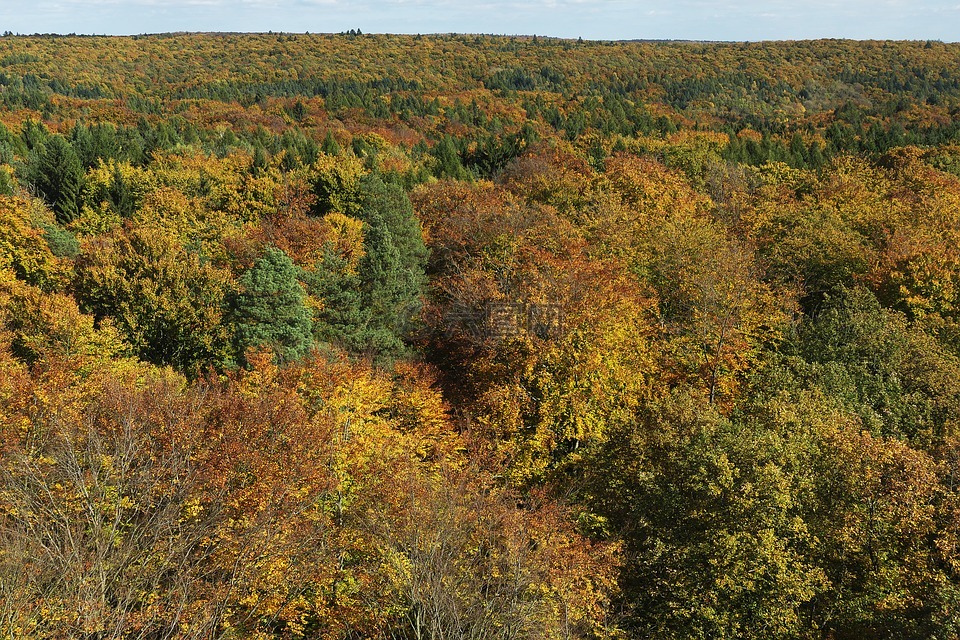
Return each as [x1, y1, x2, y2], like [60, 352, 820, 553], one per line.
[764, 287, 960, 446]
[20, 118, 48, 151]
[587, 391, 826, 640]
[587, 383, 960, 640]
[354, 175, 428, 359]
[303, 250, 367, 352]
[321, 130, 341, 156]
[73, 225, 232, 373]
[304, 175, 428, 361]
[231, 246, 314, 364]
[309, 153, 364, 216]
[41, 222, 79, 258]
[28, 135, 85, 224]
[70, 122, 124, 167]
[430, 135, 469, 180]
[0, 123, 25, 161]
[0, 166, 14, 196]
[105, 163, 137, 217]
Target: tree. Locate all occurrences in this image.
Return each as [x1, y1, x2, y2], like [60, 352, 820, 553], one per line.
[321, 131, 341, 156]
[803, 421, 956, 639]
[353, 175, 428, 360]
[0, 367, 226, 639]
[303, 249, 368, 352]
[309, 153, 364, 217]
[28, 135, 85, 224]
[73, 224, 232, 373]
[0, 195, 65, 290]
[0, 167, 14, 197]
[231, 247, 314, 364]
[585, 391, 827, 640]
[769, 287, 960, 447]
[82, 160, 150, 220]
[430, 135, 469, 180]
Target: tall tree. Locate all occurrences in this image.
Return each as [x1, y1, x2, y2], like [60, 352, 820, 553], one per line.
[585, 391, 827, 640]
[29, 135, 85, 224]
[354, 175, 428, 359]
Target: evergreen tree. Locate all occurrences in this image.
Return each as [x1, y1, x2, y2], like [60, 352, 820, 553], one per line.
[71, 122, 121, 167]
[30, 135, 85, 224]
[321, 130, 341, 156]
[290, 100, 308, 122]
[355, 175, 429, 358]
[307, 176, 429, 361]
[21, 118, 48, 151]
[302, 250, 368, 352]
[250, 145, 269, 176]
[107, 164, 136, 218]
[0, 123, 24, 161]
[231, 247, 314, 364]
[0, 167, 13, 197]
[430, 135, 469, 180]
[69, 122, 96, 167]
[41, 223, 80, 258]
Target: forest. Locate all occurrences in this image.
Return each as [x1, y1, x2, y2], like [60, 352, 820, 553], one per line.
[0, 32, 960, 638]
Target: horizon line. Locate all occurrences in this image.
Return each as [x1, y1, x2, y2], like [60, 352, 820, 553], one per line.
[0, 31, 956, 44]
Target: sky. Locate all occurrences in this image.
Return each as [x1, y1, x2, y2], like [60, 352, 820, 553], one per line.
[1, 0, 957, 41]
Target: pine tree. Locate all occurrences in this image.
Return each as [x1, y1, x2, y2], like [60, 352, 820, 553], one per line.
[355, 175, 428, 358]
[321, 130, 341, 156]
[30, 135, 85, 224]
[251, 145, 269, 176]
[231, 247, 314, 364]
[302, 250, 368, 352]
[306, 176, 429, 361]
[108, 164, 135, 217]
[430, 135, 469, 180]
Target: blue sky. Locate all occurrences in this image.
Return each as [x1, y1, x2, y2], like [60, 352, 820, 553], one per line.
[1, 0, 957, 41]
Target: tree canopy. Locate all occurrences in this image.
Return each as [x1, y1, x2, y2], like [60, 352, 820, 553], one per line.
[0, 33, 959, 639]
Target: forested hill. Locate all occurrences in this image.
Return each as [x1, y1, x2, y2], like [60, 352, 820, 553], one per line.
[2, 35, 960, 164]
[1, 34, 960, 639]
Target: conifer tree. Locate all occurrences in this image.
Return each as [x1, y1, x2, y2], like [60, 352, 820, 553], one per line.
[355, 175, 428, 357]
[321, 130, 341, 156]
[430, 135, 469, 180]
[232, 247, 314, 364]
[30, 135, 84, 224]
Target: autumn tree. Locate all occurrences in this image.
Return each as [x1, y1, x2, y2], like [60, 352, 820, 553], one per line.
[72, 223, 232, 373]
[309, 152, 365, 217]
[0, 195, 66, 290]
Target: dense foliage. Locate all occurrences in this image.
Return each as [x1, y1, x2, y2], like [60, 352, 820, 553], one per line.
[1, 32, 959, 638]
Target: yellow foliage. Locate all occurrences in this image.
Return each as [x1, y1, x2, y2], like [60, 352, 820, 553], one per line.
[322, 212, 366, 272]
[310, 152, 366, 216]
[0, 195, 68, 290]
